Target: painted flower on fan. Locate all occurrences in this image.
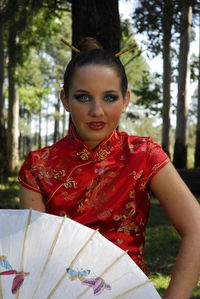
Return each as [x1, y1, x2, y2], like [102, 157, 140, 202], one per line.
[0, 255, 12, 270]
[66, 267, 90, 281]
[0, 255, 29, 294]
[81, 276, 111, 296]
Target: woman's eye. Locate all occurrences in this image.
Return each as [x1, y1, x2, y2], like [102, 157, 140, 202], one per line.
[74, 94, 90, 102]
[104, 95, 118, 102]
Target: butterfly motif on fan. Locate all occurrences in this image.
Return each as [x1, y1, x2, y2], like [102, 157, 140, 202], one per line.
[66, 267, 90, 281]
[82, 277, 111, 296]
[0, 255, 29, 294]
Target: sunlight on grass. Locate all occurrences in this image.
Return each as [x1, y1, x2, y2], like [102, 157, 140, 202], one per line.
[151, 273, 170, 297]
[151, 274, 200, 298]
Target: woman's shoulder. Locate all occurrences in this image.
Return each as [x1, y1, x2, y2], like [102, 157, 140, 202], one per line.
[25, 136, 69, 163]
[117, 130, 154, 149]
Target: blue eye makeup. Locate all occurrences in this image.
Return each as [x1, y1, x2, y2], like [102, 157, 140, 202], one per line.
[73, 93, 119, 103]
[104, 94, 119, 102]
[74, 94, 90, 102]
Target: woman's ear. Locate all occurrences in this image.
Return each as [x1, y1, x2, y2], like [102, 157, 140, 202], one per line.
[60, 89, 70, 112]
[122, 90, 130, 113]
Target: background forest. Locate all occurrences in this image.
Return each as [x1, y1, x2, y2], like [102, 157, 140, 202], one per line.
[0, 0, 200, 297]
[0, 0, 200, 177]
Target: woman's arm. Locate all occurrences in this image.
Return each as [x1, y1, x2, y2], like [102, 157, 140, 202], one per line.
[150, 162, 200, 299]
[19, 183, 46, 212]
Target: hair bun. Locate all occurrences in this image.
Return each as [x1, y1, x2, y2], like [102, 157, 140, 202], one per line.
[77, 37, 103, 52]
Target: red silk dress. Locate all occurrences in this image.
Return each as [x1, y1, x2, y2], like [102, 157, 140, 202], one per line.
[18, 124, 169, 274]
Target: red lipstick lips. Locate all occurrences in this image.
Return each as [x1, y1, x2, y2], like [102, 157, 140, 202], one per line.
[87, 121, 105, 130]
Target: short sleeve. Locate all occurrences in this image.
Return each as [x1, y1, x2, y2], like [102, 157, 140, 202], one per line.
[18, 152, 41, 193]
[142, 137, 170, 184]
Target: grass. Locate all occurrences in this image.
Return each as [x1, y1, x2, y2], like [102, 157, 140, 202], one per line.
[146, 197, 200, 298]
[0, 177, 200, 297]
[0, 176, 20, 209]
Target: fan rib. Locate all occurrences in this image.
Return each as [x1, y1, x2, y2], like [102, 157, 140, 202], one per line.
[47, 229, 98, 299]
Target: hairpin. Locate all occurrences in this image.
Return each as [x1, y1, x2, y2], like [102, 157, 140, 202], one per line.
[60, 36, 137, 58]
[115, 44, 138, 57]
[60, 37, 80, 53]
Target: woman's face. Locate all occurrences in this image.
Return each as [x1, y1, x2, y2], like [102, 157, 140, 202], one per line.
[61, 65, 129, 149]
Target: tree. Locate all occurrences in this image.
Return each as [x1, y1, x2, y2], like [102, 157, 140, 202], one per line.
[173, 1, 192, 169]
[0, 1, 8, 181]
[194, 26, 200, 167]
[161, 0, 173, 157]
[132, 0, 173, 156]
[2, 0, 66, 173]
[72, 0, 121, 52]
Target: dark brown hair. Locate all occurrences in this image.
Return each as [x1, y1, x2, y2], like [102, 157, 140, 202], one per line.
[63, 37, 128, 97]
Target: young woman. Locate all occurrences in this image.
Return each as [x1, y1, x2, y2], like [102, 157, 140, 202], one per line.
[19, 38, 200, 298]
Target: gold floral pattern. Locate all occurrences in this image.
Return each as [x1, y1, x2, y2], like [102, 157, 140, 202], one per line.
[96, 149, 111, 161]
[113, 201, 137, 235]
[64, 177, 77, 189]
[54, 169, 66, 180]
[131, 170, 143, 180]
[77, 149, 90, 160]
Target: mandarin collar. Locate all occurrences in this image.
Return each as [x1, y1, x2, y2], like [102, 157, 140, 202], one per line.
[67, 123, 120, 162]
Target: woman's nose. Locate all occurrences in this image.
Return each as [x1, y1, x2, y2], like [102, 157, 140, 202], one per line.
[88, 101, 104, 117]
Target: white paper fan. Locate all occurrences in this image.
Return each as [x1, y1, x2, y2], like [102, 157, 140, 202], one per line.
[0, 209, 161, 299]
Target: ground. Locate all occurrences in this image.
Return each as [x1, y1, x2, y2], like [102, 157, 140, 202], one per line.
[0, 177, 200, 297]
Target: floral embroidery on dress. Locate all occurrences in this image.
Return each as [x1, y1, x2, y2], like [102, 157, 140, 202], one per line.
[77, 149, 90, 160]
[34, 148, 50, 160]
[97, 209, 112, 219]
[129, 190, 135, 199]
[149, 142, 160, 155]
[64, 177, 77, 189]
[61, 190, 76, 201]
[131, 170, 143, 180]
[96, 149, 111, 161]
[113, 201, 137, 235]
[81, 171, 117, 212]
[54, 169, 66, 180]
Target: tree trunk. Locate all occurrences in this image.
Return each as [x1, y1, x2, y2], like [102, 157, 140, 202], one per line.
[53, 97, 60, 144]
[45, 100, 49, 147]
[161, 0, 173, 158]
[62, 108, 67, 137]
[195, 19, 200, 167]
[72, 0, 121, 53]
[173, 2, 192, 169]
[38, 105, 42, 149]
[0, 14, 5, 137]
[0, 14, 7, 180]
[7, 72, 19, 173]
[7, 28, 19, 174]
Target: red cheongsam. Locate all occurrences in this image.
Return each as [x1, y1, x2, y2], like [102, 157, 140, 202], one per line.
[18, 124, 169, 274]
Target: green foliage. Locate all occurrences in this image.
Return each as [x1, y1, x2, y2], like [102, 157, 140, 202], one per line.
[119, 18, 162, 120]
[132, 0, 199, 56]
[133, 71, 162, 116]
[190, 53, 199, 81]
[17, 49, 51, 113]
[120, 18, 149, 88]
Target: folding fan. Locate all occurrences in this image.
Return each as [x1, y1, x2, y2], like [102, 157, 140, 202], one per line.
[0, 209, 161, 299]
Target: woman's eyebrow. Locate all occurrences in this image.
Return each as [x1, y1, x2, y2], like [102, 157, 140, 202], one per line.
[74, 89, 88, 93]
[104, 90, 119, 93]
